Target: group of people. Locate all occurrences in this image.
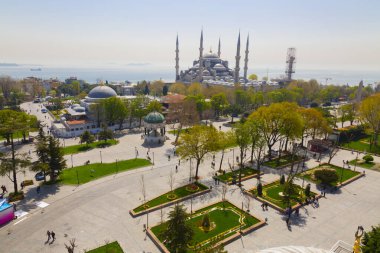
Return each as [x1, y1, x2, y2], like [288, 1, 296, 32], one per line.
[1, 185, 8, 198]
[261, 203, 269, 211]
[46, 230, 56, 244]
[306, 196, 319, 208]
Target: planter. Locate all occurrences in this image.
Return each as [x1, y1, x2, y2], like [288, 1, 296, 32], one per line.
[8, 191, 24, 202]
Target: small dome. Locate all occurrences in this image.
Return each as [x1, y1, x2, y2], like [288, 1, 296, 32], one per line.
[74, 106, 85, 112]
[144, 111, 165, 124]
[214, 63, 225, 69]
[203, 51, 219, 59]
[88, 85, 117, 99]
[71, 104, 80, 108]
[202, 69, 210, 75]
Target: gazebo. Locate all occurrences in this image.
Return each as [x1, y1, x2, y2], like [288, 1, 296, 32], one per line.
[143, 111, 166, 144]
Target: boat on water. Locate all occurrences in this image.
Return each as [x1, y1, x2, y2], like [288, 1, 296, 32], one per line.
[30, 68, 42, 71]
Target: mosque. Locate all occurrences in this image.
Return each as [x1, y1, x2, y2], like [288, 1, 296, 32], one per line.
[175, 30, 250, 85]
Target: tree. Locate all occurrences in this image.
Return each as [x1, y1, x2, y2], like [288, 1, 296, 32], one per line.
[248, 74, 258, 80]
[98, 126, 114, 143]
[146, 100, 162, 113]
[162, 85, 169, 96]
[177, 125, 218, 180]
[187, 82, 202, 96]
[314, 168, 339, 186]
[359, 93, 380, 147]
[162, 204, 194, 253]
[211, 93, 229, 119]
[0, 110, 32, 193]
[216, 131, 235, 172]
[48, 136, 66, 181]
[80, 131, 95, 146]
[280, 103, 304, 152]
[361, 224, 380, 252]
[89, 103, 105, 128]
[31, 127, 50, 182]
[299, 108, 331, 146]
[150, 80, 165, 97]
[64, 239, 77, 253]
[340, 103, 356, 127]
[233, 123, 251, 186]
[103, 97, 127, 126]
[169, 82, 187, 94]
[246, 119, 266, 181]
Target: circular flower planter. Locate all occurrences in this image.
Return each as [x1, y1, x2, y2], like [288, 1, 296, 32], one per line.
[186, 184, 200, 192]
[166, 193, 178, 200]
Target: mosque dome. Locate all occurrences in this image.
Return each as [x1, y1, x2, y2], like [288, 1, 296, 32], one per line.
[88, 85, 117, 99]
[202, 69, 211, 75]
[203, 51, 219, 59]
[214, 63, 225, 70]
[144, 111, 165, 124]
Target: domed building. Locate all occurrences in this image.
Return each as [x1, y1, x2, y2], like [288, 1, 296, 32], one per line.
[143, 111, 166, 144]
[175, 30, 250, 85]
[83, 84, 118, 104]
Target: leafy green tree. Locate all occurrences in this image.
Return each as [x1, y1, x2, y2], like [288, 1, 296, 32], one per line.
[216, 131, 235, 172]
[169, 82, 187, 94]
[177, 125, 219, 179]
[248, 74, 258, 80]
[359, 93, 380, 147]
[187, 82, 202, 96]
[246, 119, 266, 181]
[48, 136, 66, 181]
[282, 179, 297, 208]
[162, 204, 194, 253]
[146, 100, 162, 113]
[98, 126, 114, 143]
[80, 130, 95, 146]
[162, 85, 169, 96]
[314, 168, 339, 186]
[361, 224, 380, 252]
[90, 102, 105, 128]
[340, 103, 356, 127]
[31, 127, 50, 181]
[211, 93, 229, 119]
[233, 122, 251, 186]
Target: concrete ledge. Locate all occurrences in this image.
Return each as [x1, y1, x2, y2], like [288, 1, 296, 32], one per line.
[337, 172, 365, 188]
[129, 187, 211, 218]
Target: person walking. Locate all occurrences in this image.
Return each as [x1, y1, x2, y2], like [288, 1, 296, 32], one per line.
[178, 160, 180, 166]
[51, 231, 56, 242]
[46, 231, 51, 242]
[175, 165, 178, 173]
[36, 186, 41, 194]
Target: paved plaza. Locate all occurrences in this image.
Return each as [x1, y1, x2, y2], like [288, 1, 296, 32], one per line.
[1, 105, 380, 253]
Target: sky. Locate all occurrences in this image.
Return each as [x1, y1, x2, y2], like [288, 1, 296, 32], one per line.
[1, 0, 380, 71]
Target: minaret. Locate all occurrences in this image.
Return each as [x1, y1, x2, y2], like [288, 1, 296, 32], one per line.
[234, 32, 241, 84]
[175, 34, 180, 81]
[243, 34, 249, 83]
[217, 37, 221, 58]
[198, 29, 204, 82]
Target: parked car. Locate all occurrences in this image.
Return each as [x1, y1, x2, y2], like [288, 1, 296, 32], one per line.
[34, 172, 45, 181]
[41, 108, 48, 113]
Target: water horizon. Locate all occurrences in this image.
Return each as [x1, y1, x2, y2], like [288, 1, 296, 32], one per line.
[1, 65, 379, 86]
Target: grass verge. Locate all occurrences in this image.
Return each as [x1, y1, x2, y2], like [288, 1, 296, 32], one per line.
[63, 139, 119, 155]
[87, 241, 124, 253]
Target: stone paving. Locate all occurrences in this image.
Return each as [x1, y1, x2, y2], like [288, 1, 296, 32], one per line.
[0, 104, 380, 253]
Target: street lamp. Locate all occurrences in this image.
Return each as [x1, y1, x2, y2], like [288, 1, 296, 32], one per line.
[341, 160, 345, 184]
[188, 158, 192, 182]
[100, 151, 102, 164]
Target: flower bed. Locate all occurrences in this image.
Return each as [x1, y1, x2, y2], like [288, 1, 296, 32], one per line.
[263, 154, 303, 169]
[8, 191, 24, 202]
[149, 201, 265, 253]
[131, 182, 210, 217]
[216, 167, 261, 185]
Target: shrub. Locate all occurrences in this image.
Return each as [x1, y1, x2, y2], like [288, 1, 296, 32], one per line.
[314, 168, 339, 186]
[363, 155, 374, 163]
[362, 225, 380, 252]
[8, 191, 24, 202]
[305, 184, 311, 197]
[22, 180, 34, 186]
[202, 213, 211, 230]
[257, 183, 263, 196]
[280, 175, 285, 185]
[310, 102, 319, 108]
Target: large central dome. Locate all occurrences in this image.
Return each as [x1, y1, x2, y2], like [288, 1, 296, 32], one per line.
[88, 85, 117, 99]
[203, 51, 219, 59]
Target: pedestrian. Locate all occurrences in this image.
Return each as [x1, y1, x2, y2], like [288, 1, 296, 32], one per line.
[286, 217, 290, 226]
[20, 181, 24, 190]
[37, 186, 41, 194]
[295, 208, 299, 217]
[265, 203, 269, 211]
[168, 155, 171, 161]
[47, 230, 51, 242]
[214, 177, 217, 185]
[261, 203, 265, 211]
[1, 185, 7, 194]
[175, 165, 178, 173]
[51, 231, 55, 242]
[178, 159, 181, 166]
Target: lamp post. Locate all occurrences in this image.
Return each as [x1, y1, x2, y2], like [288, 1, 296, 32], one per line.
[100, 151, 102, 164]
[152, 152, 155, 165]
[354, 151, 359, 172]
[189, 158, 192, 182]
[341, 160, 345, 184]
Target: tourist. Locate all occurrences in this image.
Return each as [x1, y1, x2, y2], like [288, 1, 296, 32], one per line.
[1, 185, 7, 194]
[168, 155, 171, 161]
[175, 165, 178, 173]
[295, 208, 299, 217]
[265, 203, 269, 211]
[37, 186, 41, 194]
[51, 231, 56, 242]
[20, 181, 24, 190]
[178, 160, 180, 166]
[46, 231, 51, 242]
[261, 203, 265, 211]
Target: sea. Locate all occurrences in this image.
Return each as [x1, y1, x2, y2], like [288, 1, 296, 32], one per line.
[0, 66, 379, 86]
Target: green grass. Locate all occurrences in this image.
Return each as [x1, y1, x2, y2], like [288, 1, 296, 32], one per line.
[263, 154, 302, 169]
[168, 128, 191, 135]
[133, 182, 208, 213]
[298, 163, 361, 186]
[342, 136, 380, 154]
[0, 130, 37, 141]
[216, 167, 259, 183]
[151, 201, 261, 252]
[63, 139, 119, 155]
[60, 158, 151, 185]
[87, 241, 124, 253]
[348, 159, 377, 169]
[249, 181, 315, 209]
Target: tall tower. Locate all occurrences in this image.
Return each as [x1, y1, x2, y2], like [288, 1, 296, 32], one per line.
[234, 32, 241, 84]
[285, 48, 296, 81]
[356, 80, 364, 103]
[217, 37, 221, 58]
[243, 34, 249, 83]
[198, 29, 204, 82]
[175, 34, 180, 81]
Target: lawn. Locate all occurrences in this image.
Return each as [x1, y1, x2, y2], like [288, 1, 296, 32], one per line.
[349, 159, 378, 170]
[263, 154, 303, 169]
[63, 139, 119, 155]
[216, 167, 259, 184]
[342, 136, 380, 155]
[133, 182, 209, 213]
[60, 158, 151, 185]
[150, 201, 262, 252]
[0, 130, 37, 141]
[298, 163, 361, 186]
[87, 241, 124, 253]
[249, 180, 315, 210]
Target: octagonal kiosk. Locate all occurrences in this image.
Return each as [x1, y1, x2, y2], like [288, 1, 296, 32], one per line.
[143, 112, 166, 145]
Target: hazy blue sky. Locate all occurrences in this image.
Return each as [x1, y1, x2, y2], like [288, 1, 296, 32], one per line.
[1, 0, 379, 70]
